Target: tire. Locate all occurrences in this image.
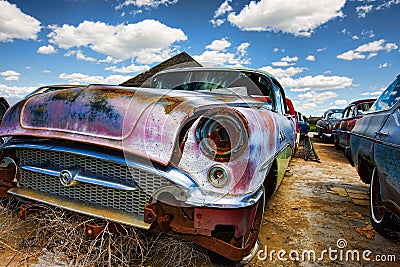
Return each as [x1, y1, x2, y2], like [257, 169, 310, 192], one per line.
[369, 168, 400, 238]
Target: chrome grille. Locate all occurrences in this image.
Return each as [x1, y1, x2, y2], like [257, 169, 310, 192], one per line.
[16, 149, 172, 216]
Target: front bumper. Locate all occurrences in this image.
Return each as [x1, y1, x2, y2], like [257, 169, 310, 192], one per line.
[1, 138, 265, 262]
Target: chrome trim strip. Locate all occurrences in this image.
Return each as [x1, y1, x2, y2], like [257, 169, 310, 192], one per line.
[8, 187, 150, 229]
[186, 186, 264, 208]
[259, 143, 293, 171]
[351, 132, 400, 149]
[21, 165, 139, 191]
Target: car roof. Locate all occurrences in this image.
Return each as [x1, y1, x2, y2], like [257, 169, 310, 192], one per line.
[155, 66, 278, 81]
[346, 98, 376, 106]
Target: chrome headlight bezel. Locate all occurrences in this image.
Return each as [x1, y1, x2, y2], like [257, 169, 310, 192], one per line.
[195, 108, 249, 162]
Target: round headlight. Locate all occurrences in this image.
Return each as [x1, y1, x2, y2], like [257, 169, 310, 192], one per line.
[196, 109, 249, 162]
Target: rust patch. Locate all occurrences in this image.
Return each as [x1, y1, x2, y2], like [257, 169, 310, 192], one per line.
[85, 220, 126, 238]
[163, 97, 185, 114]
[144, 198, 263, 262]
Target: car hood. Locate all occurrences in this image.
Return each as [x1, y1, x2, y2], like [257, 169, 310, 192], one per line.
[0, 85, 263, 165]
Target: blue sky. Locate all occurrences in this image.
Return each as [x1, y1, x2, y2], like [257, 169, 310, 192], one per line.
[0, 0, 399, 116]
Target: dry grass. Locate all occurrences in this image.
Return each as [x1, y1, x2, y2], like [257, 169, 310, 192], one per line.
[0, 198, 211, 267]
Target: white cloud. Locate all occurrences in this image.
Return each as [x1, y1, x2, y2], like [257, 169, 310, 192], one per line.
[281, 56, 298, 62]
[134, 48, 178, 64]
[260, 65, 353, 93]
[378, 63, 389, 68]
[260, 66, 306, 79]
[271, 55, 298, 67]
[210, 19, 225, 27]
[352, 35, 359, 40]
[98, 56, 123, 64]
[297, 90, 339, 110]
[1, 70, 21, 81]
[193, 50, 250, 67]
[205, 38, 231, 51]
[285, 75, 354, 92]
[361, 87, 385, 96]
[376, 0, 400, 10]
[227, 0, 345, 37]
[237, 42, 250, 56]
[48, 20, 187, 63]
[336, 50, 366, 60]
[271, 61, 291, 67]
[210, 0, 233, 27]
[298, 91, 338, 101]
[0, 1, 41, 42]
[335, 99, 348, 105]
[0, 84, 36, 98]
[273, 48, 285, 53]
[356, 5, 373, 18]
[352, 1, 400, 18]
[59, 73, 131, 85]
[214, 0, 233, 18]
[65, 50, 97, 62]
[37, 44, 57, 54]
[306, 55, 316, 61]
[317, 47, 327, 52]
[105, 63, 150, 74]
[361, 29, 375, 38]
[116, 0, 178, 9]
[193, 42, 251, 67]
[337, 39, 398, 60]
[43, 70, 52, 74]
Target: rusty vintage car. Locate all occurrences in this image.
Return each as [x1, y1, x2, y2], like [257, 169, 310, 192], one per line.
[348, 74, 400, 238]
[332, 99, 375, 149]
[0, 67, 296, 263]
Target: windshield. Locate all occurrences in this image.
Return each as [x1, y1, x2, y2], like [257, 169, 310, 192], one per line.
[327, 112, 342, 119]
[370, 76, 400, 112]
[149, 70, 261, 95]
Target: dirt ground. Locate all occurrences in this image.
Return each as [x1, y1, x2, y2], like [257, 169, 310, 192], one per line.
[249, 134, 399, 267]
[0, 134, 399, 267]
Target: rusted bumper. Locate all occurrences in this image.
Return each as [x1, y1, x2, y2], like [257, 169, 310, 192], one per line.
[144, 197, 263, 262]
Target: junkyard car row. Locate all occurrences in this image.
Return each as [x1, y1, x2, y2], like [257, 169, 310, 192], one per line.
[0, 67, 399, 264]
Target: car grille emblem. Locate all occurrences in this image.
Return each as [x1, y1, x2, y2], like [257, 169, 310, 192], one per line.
[60, 169, 75, 187]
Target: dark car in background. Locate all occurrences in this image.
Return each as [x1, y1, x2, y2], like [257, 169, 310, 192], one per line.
[0, 97, 10, 145]
[316, 109, 343, 141]
[296, 111, 309, 139]
[333, 99, 376, 149]
[0, 97, 9, 122]
[348, 74, 400, 238]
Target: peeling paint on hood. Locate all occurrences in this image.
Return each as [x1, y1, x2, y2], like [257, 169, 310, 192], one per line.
[1, 85, 263, 165]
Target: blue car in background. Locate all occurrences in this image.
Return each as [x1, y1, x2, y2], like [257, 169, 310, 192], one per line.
[348, 74, 400, 238]
[296, 111, 309, 138]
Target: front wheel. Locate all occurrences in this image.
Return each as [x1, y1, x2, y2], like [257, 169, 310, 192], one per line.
[370, 168, 400, 238]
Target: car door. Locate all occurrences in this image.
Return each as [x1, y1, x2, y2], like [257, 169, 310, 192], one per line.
[339, 105, 355, 147]
[373, 103, 400, 206]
